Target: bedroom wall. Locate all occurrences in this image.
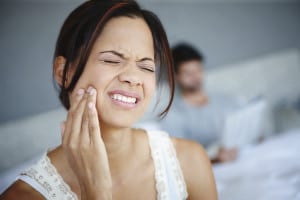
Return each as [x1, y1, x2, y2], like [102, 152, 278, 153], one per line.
[0, 1, 300, 123]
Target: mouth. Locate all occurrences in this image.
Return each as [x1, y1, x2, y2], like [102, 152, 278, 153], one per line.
[111, 93, 137, 104]
[108, 90, 140, 108]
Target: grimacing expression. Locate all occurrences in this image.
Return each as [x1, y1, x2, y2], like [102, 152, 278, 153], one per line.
[70, 17, 156, 128]
[176, 60, 203, 92]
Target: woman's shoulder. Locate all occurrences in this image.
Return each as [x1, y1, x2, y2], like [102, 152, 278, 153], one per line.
[171, 136, 207, 157]
[170, 137, 218, 200]
[47, 146, 79, 194]
[171, 137, 210, 174]
[0, 147, 64, 200]
[0, 146, 78, 200]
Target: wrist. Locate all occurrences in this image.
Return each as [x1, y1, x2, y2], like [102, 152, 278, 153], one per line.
[81, 185, 112, 200]
[80, 179, 112, 200]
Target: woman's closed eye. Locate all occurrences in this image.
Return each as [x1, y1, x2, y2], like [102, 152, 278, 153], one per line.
[137, 59, 155, 73]
[139, 64, 155, 73]
[98, 51, 123, 65]
[103, 59, 121, 64]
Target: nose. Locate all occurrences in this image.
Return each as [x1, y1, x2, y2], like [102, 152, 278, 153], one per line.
[118, 63, 142, 86]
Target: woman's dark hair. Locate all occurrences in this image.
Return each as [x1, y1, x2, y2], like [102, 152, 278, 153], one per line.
[172, 43, 204, 74]
[53, 0, 174, 117]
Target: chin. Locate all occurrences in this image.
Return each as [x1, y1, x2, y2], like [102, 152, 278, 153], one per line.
[101, 115, 136, 128]
[98, 107, 145, 129]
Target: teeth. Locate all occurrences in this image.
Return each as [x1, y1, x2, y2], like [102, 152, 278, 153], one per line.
[111, 94, 137, 104]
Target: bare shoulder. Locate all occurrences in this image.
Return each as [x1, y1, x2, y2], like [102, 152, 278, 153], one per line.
[171, 137, 208, 166]
[171, 137, 218, 200]
[0, 146, 68, 200]
[0, 180, 45, 200]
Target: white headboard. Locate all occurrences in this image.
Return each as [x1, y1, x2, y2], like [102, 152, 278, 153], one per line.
[0, 108, 66, 173]
[205, 49, 300, 105]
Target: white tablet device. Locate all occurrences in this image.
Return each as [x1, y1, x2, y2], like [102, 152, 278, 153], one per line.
[221, 99, 268, 148]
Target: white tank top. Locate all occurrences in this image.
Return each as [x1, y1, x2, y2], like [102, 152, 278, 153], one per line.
[18, 131, 188, 200]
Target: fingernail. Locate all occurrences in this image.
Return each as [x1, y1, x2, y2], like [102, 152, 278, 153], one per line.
[87, 86, 93, 93]
[76, 89, 84, 96]
[89, 88, 96, 96]
[88, 102, 94, 110]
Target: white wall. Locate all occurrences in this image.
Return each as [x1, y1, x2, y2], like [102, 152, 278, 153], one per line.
[0, 1, 300, 122]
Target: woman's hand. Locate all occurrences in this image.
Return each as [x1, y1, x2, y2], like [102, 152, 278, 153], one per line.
[61, 86, 112, 200]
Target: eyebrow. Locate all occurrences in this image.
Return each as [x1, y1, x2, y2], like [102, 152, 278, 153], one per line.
[99, 50, 154, 63]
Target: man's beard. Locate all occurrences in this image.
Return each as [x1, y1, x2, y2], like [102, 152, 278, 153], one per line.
[180, 84, 201, 93]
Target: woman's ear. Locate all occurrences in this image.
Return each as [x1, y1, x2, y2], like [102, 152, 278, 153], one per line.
[53, 56, 67, 86]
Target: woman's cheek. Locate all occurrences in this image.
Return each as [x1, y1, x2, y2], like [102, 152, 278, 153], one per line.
[72, 70, 95, 90]
[144, 78, 156, 105]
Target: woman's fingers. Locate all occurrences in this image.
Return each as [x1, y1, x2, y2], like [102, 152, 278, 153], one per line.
[62, 86, 102, 149]
[61, 86, 112, 197]
[80, 86, 101, 146]
[62, 89, 85, 145]
[80, 88, 92, 146]
[70, 89, 85, 112]
[86, 88, 102, 146]
[68, 91, 89, 146]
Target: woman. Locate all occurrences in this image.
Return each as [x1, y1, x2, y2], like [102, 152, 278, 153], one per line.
[1, 1, 217, 199]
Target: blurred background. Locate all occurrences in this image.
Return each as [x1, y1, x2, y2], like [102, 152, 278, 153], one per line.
[0, 0, 300, 199]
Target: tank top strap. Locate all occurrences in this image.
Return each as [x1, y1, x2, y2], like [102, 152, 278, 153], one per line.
[147, 130, 188, 200]
[18, 153, 77, 200]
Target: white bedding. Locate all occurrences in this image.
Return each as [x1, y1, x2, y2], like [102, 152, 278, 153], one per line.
[1, 128, 300, 199]
[214, 129, 300, 200]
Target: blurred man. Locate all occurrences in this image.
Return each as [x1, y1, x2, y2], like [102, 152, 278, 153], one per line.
[160, 43, 238, 162]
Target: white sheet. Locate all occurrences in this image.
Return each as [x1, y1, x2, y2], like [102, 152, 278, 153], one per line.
[214, 129, 300, 200]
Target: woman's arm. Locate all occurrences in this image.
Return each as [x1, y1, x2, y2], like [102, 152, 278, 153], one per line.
[175, 139, 218, 200]
[0, 180, 45, 200]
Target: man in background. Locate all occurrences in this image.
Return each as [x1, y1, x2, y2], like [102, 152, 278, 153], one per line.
[160, 43, 238, 162]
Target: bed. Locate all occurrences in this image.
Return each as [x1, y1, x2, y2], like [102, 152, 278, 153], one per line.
[213, 129, 300, 200]
[1, 128, 300, 200]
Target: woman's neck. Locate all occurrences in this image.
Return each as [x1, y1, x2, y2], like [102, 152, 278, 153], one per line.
[100, 124, 133, 158]
[99, 123, 135, 175]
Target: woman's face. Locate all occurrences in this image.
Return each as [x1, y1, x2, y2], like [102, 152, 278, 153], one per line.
[71, 16, 156, 128]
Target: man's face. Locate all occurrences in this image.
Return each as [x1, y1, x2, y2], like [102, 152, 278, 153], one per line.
[176, 60, 203, 92]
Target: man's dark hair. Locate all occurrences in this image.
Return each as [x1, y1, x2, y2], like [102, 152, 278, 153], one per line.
[172, 43, 204, 73]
